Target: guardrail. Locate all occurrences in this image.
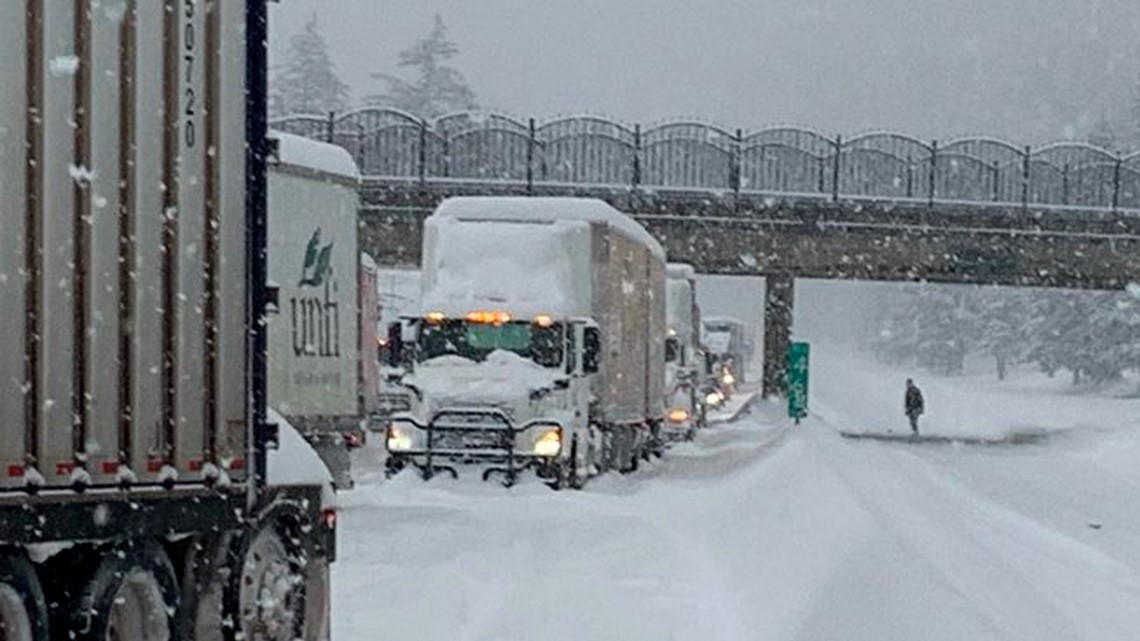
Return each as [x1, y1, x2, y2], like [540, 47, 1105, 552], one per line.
[271, 108, 1140, 212]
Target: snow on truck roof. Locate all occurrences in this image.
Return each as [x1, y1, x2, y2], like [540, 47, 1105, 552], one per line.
[269, 130, 360, 179]
[704, 316, 746, 327]
[433, 197, 666, 260]
[667, 263, 697, 280]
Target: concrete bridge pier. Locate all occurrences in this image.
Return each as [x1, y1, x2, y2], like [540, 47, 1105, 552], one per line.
[762, 274, 795, 399]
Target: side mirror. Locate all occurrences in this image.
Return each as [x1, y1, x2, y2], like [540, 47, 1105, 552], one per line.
[583, 327, 601, 374]
[386, 322, 403, 367]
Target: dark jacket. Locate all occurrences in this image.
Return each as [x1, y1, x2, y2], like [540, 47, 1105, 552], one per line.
[905, 386, 924, 416]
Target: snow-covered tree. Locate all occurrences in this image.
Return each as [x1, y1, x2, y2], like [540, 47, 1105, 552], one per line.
[270, 15, 350, 117]
[974, 286, 1031, 380]
[366, 14, 477, 118]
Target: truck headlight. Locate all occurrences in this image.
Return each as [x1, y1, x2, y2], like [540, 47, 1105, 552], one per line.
[722, 371, 736, 385]
[386, 425, 413, 452]
[533, 428, 562, 457]
[668, 408, 690, 423]
[705, 391, 723, 406]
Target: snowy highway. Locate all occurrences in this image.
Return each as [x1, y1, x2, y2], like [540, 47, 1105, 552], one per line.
[335, 350, 1140, 641]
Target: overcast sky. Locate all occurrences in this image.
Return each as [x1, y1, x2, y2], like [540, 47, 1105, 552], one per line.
[269, 0, 1140, 145]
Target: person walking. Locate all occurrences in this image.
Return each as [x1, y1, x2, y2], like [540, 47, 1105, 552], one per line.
[904, 379, 924, 435]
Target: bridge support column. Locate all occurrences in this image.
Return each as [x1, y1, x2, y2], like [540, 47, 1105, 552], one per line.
[762, 274, 795, 399]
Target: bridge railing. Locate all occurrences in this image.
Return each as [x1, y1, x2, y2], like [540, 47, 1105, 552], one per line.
[270, 109, 1140, 212]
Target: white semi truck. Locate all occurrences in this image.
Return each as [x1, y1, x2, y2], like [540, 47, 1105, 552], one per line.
[663, 264, 706, 439]
[384, 197, 667, 487]
[0, 3, 334, 639]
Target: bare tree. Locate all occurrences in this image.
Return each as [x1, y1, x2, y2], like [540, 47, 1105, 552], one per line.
[367, 14, 477, 118]
[271, 14, 350, 117]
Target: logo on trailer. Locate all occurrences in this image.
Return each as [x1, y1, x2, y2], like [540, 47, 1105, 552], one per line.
[291, 228, 340, 358]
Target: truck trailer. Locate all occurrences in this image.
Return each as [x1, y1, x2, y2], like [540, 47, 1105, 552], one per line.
[0, 3, 334, 639]
[663, 264, 706, 439]
[267, 132, 363, 489]
[384, 197, 667, 486]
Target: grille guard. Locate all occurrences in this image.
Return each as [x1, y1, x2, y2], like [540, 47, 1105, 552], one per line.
[388, 409, 563, 485]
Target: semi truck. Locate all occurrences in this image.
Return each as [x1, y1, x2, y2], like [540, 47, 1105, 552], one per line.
[663, 264, 706, 439]
[384, 197, 667, 487]
[267, 132, 363, 488]
[0, 3, 334, 639]
[703, 316, 749, 396]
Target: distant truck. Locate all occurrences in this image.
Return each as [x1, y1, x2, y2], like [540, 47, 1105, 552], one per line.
[703, 316, 749, 393]
[663, 264, 706, 439]
[267, 132, 363, 488]
[0, 3, 333, 639]
[384, 197, 667, 487]
[372, 268, 423, 423]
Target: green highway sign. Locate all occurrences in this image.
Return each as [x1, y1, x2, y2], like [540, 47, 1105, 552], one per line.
[787, 342, 810, 421]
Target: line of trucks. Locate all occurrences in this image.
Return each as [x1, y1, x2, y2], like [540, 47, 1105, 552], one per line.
[1, 5, 753, 638]
[377, 198, 738, 487]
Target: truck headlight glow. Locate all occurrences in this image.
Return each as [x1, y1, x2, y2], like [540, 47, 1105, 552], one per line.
[668, 408, 690, 423]
[722, 371, 736, 385]
[533, 428, 562, 457]
[705, 391, 723, 406]
[386, 425, 413, 452]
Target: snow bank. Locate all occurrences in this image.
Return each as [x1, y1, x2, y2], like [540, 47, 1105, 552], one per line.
[420, 214, 591, 318]
[266, 408, 336, 507]
[406, 350, 565, 406]
[270, 130, 359, 179]
[434, 196, 665, 261]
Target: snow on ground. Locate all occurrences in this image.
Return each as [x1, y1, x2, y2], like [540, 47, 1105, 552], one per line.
[335, 346, 1140, 641]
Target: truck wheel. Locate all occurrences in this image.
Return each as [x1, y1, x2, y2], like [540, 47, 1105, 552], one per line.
[0, 553, 48, 641]
[238, 525, 306, 641]
[69, 542, 178, 641]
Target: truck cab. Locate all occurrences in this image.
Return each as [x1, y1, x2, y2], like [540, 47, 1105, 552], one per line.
[385, 311, 601, 486]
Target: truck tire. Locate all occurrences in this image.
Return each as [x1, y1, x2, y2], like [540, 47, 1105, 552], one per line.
[180, 534, 232, 641]
[236, 524, 307, 641]
[0, 552, 48, 641]
[67, 542, 179, 641]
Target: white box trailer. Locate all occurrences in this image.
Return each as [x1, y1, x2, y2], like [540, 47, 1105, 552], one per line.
[267, 132, 362, 487]
[0, 3, 333, 639]
[384, 197, 667, 486]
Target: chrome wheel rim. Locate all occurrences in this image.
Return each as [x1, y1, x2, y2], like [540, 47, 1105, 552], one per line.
[240, 530, 303, 641]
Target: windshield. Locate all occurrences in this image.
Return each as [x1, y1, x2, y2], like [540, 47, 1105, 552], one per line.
[416, 320, 564, 368]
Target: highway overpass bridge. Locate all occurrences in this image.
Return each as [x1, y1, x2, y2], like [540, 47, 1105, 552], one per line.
[273, 109, 1140, 396]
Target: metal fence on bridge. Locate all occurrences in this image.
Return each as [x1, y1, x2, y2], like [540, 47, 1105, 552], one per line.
[270, 108, 1140, 211]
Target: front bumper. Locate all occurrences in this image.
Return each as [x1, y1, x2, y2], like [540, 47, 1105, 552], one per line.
[384, 408, 564, 481]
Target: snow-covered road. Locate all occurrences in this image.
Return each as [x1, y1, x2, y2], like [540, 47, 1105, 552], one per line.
[335, 352, 1140, 641]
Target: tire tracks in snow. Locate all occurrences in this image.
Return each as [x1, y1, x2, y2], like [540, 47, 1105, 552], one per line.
[808, 421, 1140, 640]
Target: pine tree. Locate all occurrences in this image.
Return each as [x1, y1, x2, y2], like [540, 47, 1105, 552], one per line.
[367, 14, 477, 118]
[270, 15, 350, 117]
